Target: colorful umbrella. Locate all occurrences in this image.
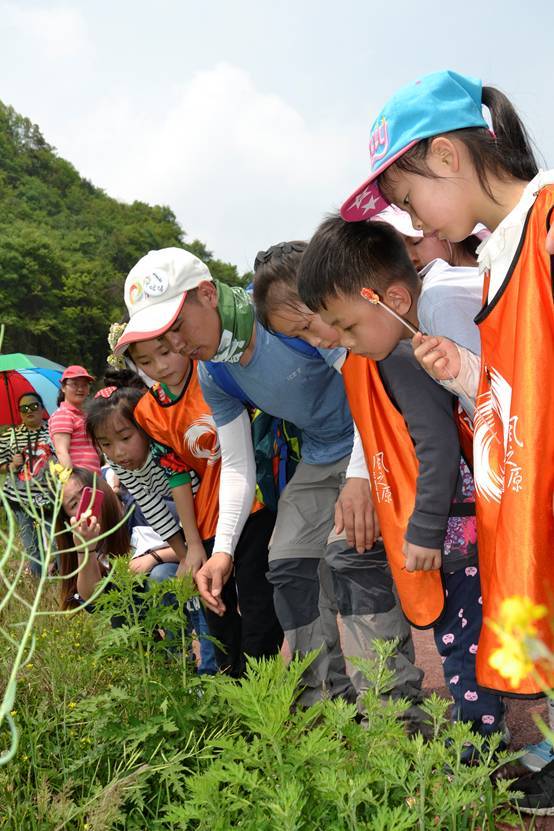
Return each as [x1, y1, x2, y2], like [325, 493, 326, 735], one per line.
[0, 353, 65, 426]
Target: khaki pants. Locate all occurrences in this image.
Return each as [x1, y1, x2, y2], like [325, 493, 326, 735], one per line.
[267, 456, 423, 707]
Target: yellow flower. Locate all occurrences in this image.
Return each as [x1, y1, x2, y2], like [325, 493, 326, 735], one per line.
[489, 635, 534, 689]
[25, 663, 33, 670]
[497, 597, 547, 636]
[488, 596, 549, 688]
[68, 701, 77, 709]
[49, 461, 72, 484]
[10, 710, 17, 717]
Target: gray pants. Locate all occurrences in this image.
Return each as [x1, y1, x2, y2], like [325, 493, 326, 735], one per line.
[267, 456, 423, 707]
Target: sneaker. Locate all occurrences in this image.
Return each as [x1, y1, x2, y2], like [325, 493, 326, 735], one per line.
[511, 758, 554, 816]
[518, 739, 554, 772]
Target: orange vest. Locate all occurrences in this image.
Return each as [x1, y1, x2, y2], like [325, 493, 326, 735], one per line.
[134, 365, 221, 541]
[342, 353, 446, 628]
[473, 186, 554, 695]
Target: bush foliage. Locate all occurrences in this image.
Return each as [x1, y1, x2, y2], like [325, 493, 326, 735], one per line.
[0, 102, 251, 375]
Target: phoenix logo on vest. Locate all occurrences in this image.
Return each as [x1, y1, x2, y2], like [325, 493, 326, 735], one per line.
[473, 367, 524, 503]
[184, 415, 221, 466]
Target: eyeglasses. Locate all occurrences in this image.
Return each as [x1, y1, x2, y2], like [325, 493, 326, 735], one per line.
[65, 379, 91, 388]
[19, 402, 41, 414]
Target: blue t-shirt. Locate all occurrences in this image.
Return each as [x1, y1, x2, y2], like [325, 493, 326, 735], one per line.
[198, 322, 353, 465]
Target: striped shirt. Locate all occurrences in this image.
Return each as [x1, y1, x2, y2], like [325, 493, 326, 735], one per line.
[0, 423, 55, 506]
[49, 402, 101, 472]
[109, 443, 198, 543]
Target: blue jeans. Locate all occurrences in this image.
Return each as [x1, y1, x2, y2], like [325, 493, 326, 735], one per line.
[148, 562, 218, 675]
[13, 506, 54, 577]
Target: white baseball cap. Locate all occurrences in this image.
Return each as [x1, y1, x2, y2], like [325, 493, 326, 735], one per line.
[115, 247, 213, 354]
[372, 205, 423, 238]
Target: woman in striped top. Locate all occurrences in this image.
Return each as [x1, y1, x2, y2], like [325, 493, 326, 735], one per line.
[0, 392, 56, 576]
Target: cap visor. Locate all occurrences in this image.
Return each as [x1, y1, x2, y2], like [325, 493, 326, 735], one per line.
[340, 140, 419, 222]
[115, 293, 186, 354]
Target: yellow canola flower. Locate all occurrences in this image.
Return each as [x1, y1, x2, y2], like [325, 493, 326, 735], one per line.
[497, 596, 547, 636]
[488, 596, 549, 689]
[49, 461, 72, 484]
[489, 635, 535, 689]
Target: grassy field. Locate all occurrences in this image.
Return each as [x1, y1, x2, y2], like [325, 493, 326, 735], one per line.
[0, 505, 530, 830]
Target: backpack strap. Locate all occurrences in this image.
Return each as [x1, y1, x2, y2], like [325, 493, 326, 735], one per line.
[204, 361, 255, 407]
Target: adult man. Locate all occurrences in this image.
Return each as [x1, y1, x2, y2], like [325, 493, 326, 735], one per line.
[116, 246, 423, 707]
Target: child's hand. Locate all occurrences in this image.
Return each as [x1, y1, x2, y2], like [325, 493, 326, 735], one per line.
[129, 554, 158, 574]
[180, 541, 207, 578]
[403, 541, 442, 572]
[412, 333, 461, 382]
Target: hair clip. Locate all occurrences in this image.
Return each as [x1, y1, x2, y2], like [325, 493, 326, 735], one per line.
[94, 386, 117, 400]
[360, 287, 419, 336]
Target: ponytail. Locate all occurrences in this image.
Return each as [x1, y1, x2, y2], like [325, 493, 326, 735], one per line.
[481, 86, 538, 181]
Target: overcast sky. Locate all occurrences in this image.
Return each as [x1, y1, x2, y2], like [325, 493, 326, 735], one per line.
[2, 0, 553, 271]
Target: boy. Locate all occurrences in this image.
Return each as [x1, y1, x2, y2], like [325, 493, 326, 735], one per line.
[297, 216, 505, 743]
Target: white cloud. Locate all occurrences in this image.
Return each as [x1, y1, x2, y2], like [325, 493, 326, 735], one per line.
[3, 3, 90, 59]
[57, 63, 369, 268]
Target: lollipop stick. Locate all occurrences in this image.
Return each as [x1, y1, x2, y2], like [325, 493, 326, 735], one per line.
[360, 287, 419, 337]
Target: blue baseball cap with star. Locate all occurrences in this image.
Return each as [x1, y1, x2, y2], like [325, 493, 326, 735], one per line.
[341, 70, 489, 222]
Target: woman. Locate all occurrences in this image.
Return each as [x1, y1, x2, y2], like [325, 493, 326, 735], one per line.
[0, 391, 56, 576]
[49, 365, 101, 472]
[57, 467, 129, 609]
[57, 467, 216, 673]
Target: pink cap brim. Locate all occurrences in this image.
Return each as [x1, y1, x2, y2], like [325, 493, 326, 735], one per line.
[115, 293, 187, 354]
[340, 140, 418, 222]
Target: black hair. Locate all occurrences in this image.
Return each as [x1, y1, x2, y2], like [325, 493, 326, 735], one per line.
[57, 467, 130, 610]
[17, 391, 44, 408]
[380, 86, 539, 204]
[103, 366, 147, 391]
[85, 383, 145, 446]
[56, 384, 66, 406]
[298, 215, 419, 312]
[252, 241, 307, 330]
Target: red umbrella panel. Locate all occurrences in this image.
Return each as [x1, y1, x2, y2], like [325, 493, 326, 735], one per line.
[0, 368, 64, 426]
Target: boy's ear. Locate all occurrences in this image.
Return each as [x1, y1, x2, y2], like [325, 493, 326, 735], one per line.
[383, 283, 414, 316]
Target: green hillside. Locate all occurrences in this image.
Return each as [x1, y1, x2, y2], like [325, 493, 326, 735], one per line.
[0, 102, 250, 375]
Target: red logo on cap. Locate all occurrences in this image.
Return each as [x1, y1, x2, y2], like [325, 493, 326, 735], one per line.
[369, 117, 389, 167]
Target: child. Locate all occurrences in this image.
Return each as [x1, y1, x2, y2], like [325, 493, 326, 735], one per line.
[339, 70, 554, 704]
[298, 215, 505, 751]
[99, 348, 283, 676]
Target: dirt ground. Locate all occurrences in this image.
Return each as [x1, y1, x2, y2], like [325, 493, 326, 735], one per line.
[414, 627, 553, 830]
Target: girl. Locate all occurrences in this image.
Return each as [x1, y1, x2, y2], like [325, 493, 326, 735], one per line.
[57, 467, 130, 609]
[85, 375, 250, 675]
[49, 365, 101, 472]
[111, 337, 283, 677]
[341, 69, 554, 811]
[0, 392, 56, 576]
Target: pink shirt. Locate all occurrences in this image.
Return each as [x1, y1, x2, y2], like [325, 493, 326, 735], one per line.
[49, 401, 101, 473]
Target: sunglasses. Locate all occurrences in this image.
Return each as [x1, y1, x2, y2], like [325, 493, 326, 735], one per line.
[19, 402, 41, 414]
